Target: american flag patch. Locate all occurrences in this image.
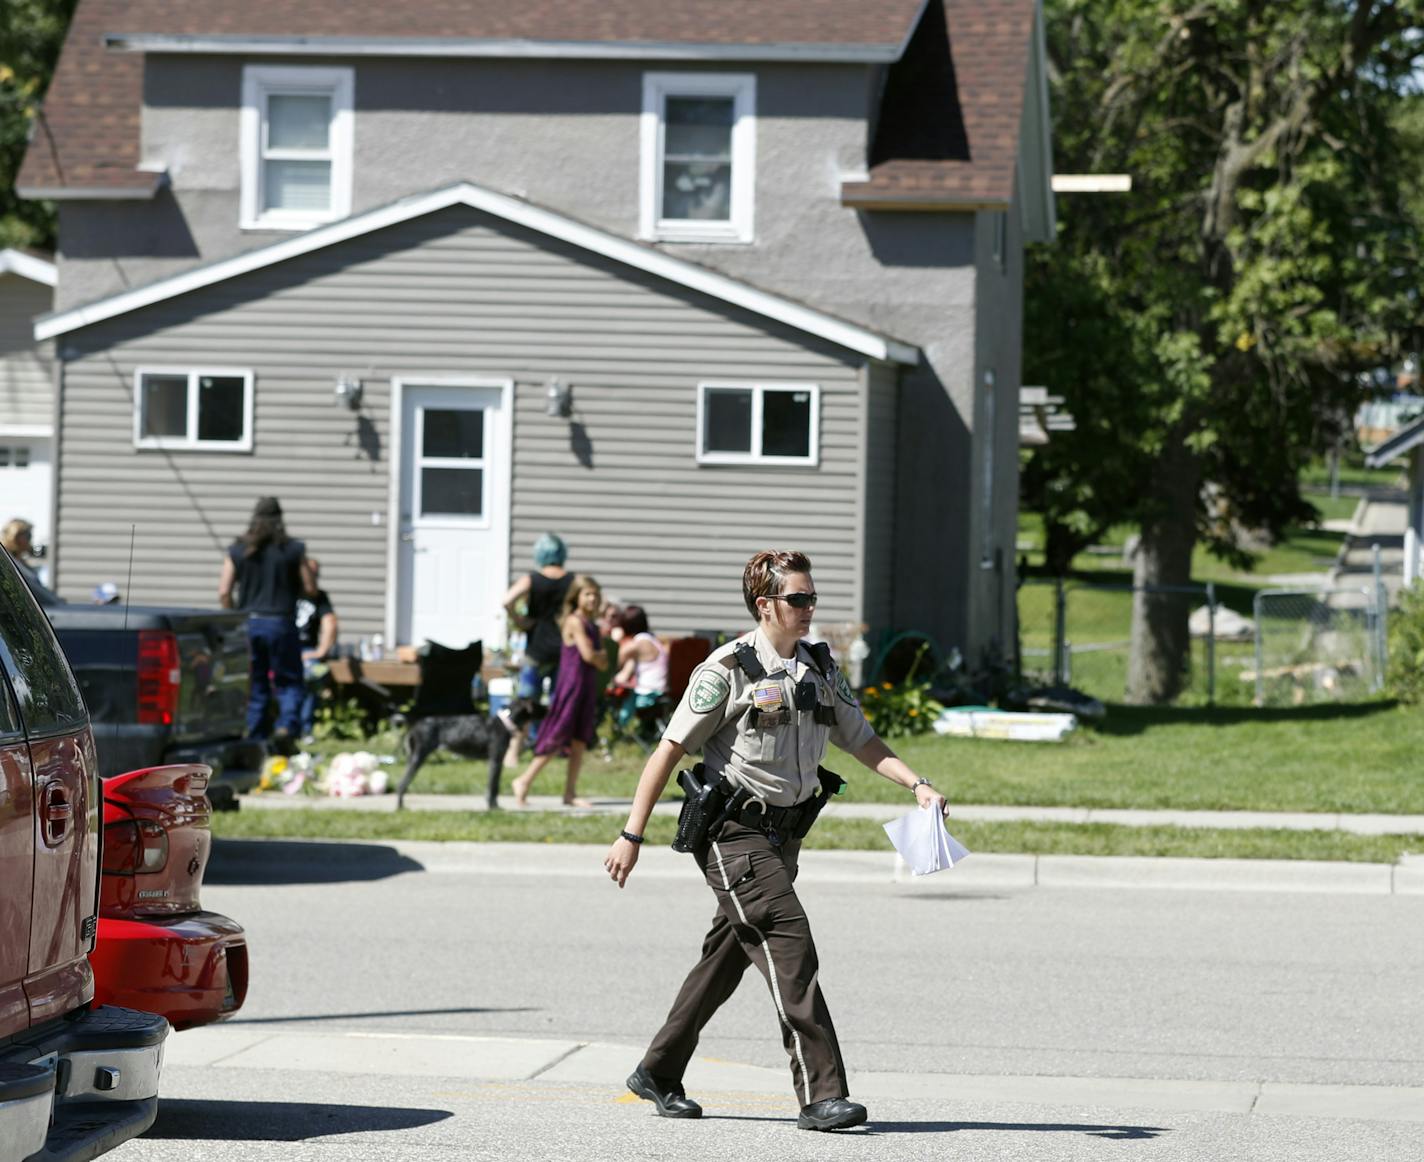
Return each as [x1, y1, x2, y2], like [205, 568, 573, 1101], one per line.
[753, 682, 784, 710]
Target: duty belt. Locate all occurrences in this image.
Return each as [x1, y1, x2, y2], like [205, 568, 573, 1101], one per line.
[736, 796, 818, 841]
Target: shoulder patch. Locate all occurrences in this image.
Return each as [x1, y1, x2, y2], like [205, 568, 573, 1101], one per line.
[689, 671, 731, 713]
[835, 671, 859, 707]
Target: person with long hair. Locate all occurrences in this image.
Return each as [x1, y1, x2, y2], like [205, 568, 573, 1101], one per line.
[218, 497, 315, 749]
[510, 574, 608, 808]
[499, 532, 574, 765]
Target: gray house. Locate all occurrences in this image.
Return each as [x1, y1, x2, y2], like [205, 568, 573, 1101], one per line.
[0, 249, 57, 562]
[22, 0, 1054, 663]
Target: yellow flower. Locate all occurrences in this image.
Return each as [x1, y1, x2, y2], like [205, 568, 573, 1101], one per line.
[270, 756, 289, 775]
[909, 709, 919, 717]
[882, 682, 893, 690]
[864, 688, 877, 699]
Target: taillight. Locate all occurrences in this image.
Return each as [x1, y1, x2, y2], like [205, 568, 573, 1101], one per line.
[137, 630, 181, 725]
[102, 819, 169, 875]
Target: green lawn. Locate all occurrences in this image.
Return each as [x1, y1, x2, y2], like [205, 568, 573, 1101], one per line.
[211, 806, 1421, 863]
[310, 699, 1424, 816]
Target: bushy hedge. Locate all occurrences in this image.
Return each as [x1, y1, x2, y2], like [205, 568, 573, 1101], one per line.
[1386, 585, 1424, 704]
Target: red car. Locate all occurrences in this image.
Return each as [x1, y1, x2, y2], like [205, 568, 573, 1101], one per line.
[91, 763, 248, 1030]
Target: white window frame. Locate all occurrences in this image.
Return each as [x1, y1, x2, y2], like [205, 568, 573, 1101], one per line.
[240, 65, 354, 231]
[132, 367, 255, 452]
[695, 381, 820, 467]
[640, 72, 756, 244]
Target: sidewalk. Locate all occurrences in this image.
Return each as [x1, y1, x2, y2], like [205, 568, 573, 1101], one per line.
[239, 789, 1424, 837]
[1329, 486, 1408, 605]
[164, 1023, 1424, 1126]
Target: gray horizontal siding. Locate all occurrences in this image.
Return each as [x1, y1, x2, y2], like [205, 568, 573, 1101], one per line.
[57, 205, 870, 640]
[0, 275, 54, 428]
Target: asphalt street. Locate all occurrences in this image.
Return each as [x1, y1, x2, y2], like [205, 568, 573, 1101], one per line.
[108, 838, 1424, 1161]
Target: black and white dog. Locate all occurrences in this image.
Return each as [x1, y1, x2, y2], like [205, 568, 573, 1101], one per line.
[394, 697, 545, 810]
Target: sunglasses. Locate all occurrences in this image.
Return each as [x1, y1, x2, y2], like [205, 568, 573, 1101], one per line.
[764, 592, 819, 610]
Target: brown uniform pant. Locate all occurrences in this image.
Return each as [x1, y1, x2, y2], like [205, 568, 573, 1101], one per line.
[641, 821, 848, 1106]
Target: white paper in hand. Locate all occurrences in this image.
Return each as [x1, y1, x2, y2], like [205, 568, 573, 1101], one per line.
[883, 805, 971, 876]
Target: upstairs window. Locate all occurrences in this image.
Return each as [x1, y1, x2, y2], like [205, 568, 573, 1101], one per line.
[133, 368, 253, 452]
[241, 65, 353, 230]
[696, 382, 819, 466]
[641, 73, 756, 244]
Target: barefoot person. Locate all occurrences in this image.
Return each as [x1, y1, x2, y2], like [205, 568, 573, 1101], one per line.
[511, 575, 608, 808]
[603, 550, 947, 1133]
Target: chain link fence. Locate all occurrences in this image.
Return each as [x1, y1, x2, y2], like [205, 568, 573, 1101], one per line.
[1018, 578, 1386, 707]
[1251, 588, 1385, 706]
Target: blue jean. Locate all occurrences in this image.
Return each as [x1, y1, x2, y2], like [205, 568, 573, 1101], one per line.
[247, 615, 304, 737]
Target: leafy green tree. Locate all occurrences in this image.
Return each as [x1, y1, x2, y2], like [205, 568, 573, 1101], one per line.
[0, 0, 77, 250]
[1025, 0, 1424, 702]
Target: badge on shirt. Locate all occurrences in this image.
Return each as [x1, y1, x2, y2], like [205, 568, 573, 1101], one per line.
[752, 681, 785, 713]
[835, 671, 859, 707]
[689, 671, 730, 713]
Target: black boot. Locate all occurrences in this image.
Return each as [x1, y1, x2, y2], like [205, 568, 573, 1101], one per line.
[627, 1064, 703, 1119]
[798, 1098, 867, 1131]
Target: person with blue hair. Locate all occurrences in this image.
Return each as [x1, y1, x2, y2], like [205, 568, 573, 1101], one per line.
[499, 533, 574, 769]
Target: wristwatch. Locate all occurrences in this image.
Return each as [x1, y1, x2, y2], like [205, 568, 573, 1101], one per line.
[620, 830, 645, 845]
[910, 778, 933, 793]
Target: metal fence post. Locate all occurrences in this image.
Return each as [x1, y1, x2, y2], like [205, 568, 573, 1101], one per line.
[1252, 591, 1265, 706]
[1053, 576, 1066, 685]
[1205, 581, 1216, 706]
[1373, 543, 1388, 690]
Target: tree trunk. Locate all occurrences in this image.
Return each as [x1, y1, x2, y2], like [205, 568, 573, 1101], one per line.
[1125, 444, 1200, 704]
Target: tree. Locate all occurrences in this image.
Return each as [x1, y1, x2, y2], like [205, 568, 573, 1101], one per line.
[0, 0, 77, 250]
[1025, 0, 1424, 702]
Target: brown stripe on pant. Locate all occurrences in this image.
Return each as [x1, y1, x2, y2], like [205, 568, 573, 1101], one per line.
[641, 821, 849, 1106]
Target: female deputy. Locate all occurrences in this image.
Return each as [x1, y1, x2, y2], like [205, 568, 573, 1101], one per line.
[603, 549, 947, 1132]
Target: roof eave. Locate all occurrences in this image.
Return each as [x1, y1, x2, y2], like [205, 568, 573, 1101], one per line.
[103, 33, 906, 64]
[35, 181, 919, 366]
[839, 186, 1008, 212]
[1365, 416, 1424, 467]
[0, 249, 57, 287]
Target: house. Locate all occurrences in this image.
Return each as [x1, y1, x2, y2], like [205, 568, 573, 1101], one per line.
[1365, 414, 1424, 588]
[0, 249, 57, 567]
[20, 0, 1054, 665]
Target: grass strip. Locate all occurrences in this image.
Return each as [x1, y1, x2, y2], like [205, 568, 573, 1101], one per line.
[211, 808, 1422, 863]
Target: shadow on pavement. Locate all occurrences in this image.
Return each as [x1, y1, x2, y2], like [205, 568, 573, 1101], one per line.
[230, 1005, 538, 1025]
[868, 1120, 1170, 1140]
[144, 1098, 452, 1141]
[713, 1116, 1168, 1140]
[206, 838, 424, 884]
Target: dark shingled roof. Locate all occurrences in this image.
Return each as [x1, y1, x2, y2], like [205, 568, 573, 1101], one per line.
[842, 0, 1038, 210]
[20, 0, 1039, 208]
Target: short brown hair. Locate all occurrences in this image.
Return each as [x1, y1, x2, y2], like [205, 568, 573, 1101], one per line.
[742, 550, 812, 619]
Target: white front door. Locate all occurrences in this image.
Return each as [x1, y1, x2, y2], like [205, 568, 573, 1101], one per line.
[393, 380, 511, 651]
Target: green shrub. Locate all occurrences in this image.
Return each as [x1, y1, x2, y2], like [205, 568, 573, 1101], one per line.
[1386, 585, 1424, 704]
[860, 644, 945, 738]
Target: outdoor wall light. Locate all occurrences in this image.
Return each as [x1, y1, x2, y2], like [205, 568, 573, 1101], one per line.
[334, 375, 363, 411]
[545, 378, 573, 418]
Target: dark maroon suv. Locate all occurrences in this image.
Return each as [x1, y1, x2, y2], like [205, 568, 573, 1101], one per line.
[0, 548, 168, 1160]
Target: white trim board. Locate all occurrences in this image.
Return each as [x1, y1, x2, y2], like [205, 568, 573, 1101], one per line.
[0, 249, 57, 287]
[103, 33, 911, 64]
[35, 181, 918, 365]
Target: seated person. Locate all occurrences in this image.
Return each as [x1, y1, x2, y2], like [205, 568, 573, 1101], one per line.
[609, 605, 668, 728]
[295, 560, 340, 738]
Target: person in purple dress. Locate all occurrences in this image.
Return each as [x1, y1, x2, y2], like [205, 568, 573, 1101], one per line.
[511, 575, 608, 807]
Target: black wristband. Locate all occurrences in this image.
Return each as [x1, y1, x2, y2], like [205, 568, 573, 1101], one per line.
[620, 830, 645, 845]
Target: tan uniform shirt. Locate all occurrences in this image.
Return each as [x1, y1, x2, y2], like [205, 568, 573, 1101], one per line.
[663, 628, 876, 807]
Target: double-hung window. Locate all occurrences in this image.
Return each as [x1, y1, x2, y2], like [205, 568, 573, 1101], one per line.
[641, 73, 756, 243]
[133, 368, 253, 452]
[696, 382, 819, 466]
[240, 65, 354, 230]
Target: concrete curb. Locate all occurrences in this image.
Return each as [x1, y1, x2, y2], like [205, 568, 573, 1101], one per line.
[209, 836, 1424, 896]
[237, 793, 1424, 836]
[165, 1025, 1424, 1124]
